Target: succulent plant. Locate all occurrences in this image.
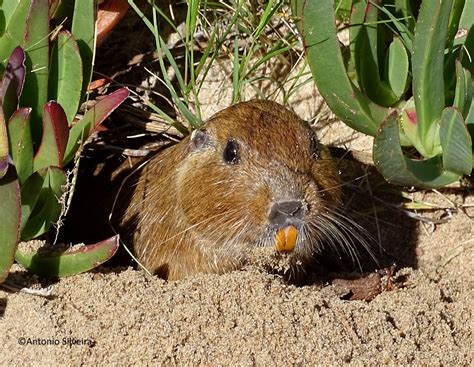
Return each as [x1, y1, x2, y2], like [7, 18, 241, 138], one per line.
[0, 0, 128, 282]
[292, 0, 473, 188]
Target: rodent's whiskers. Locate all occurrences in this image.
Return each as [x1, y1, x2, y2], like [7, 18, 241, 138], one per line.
[316, 173, 370, 195]
[323, 207, 376, 262]
[306, 206, 376, 272]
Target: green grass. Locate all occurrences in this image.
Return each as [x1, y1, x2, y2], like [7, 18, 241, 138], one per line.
[127, 0, 306, 133]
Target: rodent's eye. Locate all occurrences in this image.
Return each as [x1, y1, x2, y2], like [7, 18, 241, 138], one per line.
[223, 138, 240, 165]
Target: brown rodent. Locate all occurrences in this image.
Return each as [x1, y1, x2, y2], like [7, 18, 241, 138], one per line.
[118, 100, 344, 280]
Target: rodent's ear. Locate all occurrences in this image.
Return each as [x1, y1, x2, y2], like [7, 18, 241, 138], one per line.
[190, 129, 213, 150]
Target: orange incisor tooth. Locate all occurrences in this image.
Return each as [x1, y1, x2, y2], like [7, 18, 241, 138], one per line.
[275, 225, 298, 252]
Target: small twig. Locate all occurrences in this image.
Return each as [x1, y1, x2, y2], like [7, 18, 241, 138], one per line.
[1, 280, 53, 297]
[346, 183, 449, 225]
[432, 188, 458, 208]
[440, 239, 474, 268]
[96, 145, 151, 157]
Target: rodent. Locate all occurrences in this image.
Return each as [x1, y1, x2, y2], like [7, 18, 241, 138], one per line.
[118, 100, 344, 281]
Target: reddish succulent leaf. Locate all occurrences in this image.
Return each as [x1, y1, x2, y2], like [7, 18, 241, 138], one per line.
[0, 158, 8, 179]
[97, 0, 130, 46]
[88, 77, 112, 91]
[1, 46, 26, 121]
[15, 235, 120, 277]
[63, 88, 129, 165]
[0, 108, 9, 178]
[34, 101, 69, 171]
[0, 164, 21, 283]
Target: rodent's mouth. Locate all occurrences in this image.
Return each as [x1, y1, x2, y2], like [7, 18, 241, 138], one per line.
[274, 225, 299, 252]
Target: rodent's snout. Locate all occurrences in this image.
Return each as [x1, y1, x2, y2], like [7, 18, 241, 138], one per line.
[268, 200, 306, 228]
[268, 200, 306, 253]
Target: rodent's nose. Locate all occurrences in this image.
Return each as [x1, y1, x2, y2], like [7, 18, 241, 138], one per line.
[268, 200, 306, 227]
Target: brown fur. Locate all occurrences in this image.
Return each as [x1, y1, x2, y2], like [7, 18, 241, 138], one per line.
[118, 100, 342, 280]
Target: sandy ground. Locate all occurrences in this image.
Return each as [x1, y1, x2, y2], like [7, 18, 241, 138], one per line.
[1, 6, 473, 366]
[0, 210, 472, 365]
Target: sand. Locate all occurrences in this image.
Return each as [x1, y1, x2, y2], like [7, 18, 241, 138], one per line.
[1, 189, 473, 365]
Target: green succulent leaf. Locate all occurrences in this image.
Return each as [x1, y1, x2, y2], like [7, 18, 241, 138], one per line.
[447, 0, 467, 49]
[399, 97, 418, 146]
[49, 30, 83, 125]
[34, 101, 69, 171]
[1, 46, 26, 122]
[21, 166, 66, 241]
[374, 111, 461, 188]
[49, 0, 75, 20]
[453, 60, 472, 118]
[292, 0, 388, 136]
[370, 0, 414, 53]
[0, 164, 21, 283]
[439, 107, 472, 175]
[0, 0, 30, 68]
[20, 0, 50, 142]
[466, 99, 474, 139]
[72, 0, 96, 95]
[19, 170, 44, 231]
[351, 0, 398, 107]
[2, 0, 23, 26]
[63, 88, 129, 165]
[7, 108, 33, 184]
[412, 0, 454, 157]
[393, 0, 416, 35]
[459, 0, 474, 31]
[15, 235, 120, 278]
[0, 10, 5, 38]
[385, 37, 409, 100]
[335, 0, 352, 21]
[460, 27, 474, 75]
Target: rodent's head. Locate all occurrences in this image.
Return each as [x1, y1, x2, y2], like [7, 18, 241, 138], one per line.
[176, 100, 342, 262]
